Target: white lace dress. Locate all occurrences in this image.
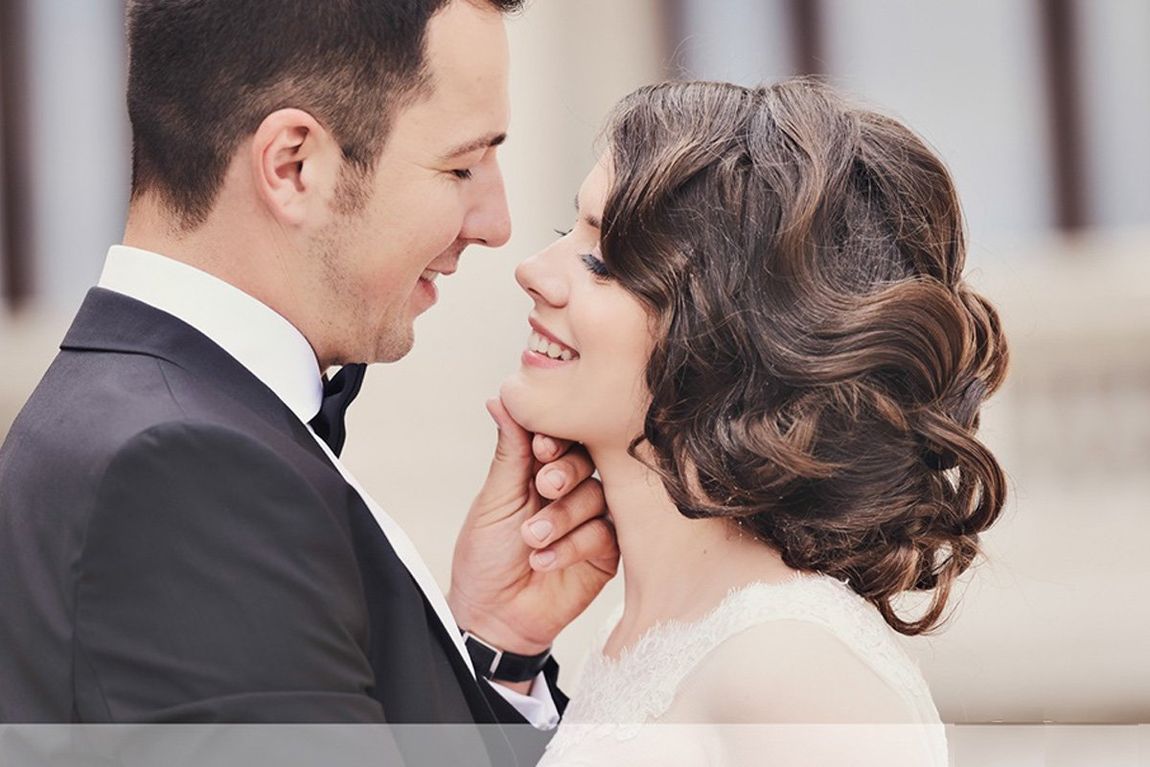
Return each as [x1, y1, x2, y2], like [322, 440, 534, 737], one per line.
[540, 574, 947, 766]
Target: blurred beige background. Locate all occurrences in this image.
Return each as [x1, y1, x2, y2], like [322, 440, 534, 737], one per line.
[2, 0, 1148, 725]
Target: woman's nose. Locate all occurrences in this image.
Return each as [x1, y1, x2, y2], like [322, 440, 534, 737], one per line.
[514, 245, 568, 307]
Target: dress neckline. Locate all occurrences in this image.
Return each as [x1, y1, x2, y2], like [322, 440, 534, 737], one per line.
[598, 571, 841, 664]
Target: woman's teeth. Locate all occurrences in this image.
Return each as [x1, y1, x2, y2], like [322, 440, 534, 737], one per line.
[529, 331, 576, 361]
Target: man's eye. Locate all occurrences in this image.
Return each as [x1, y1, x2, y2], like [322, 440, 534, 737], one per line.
[451, 169, 474, 180]
[553, 228, 572, 238]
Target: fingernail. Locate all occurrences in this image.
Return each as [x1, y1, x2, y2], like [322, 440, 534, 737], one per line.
[532, 550, 556, 569]
[544, 469, 564, 492]
[529, 519, 553, 542]
[537, 436, 557, 456]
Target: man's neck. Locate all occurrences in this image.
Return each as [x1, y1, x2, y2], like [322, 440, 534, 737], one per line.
[122, 197, 323, 362]
[124, 198, 241, 282]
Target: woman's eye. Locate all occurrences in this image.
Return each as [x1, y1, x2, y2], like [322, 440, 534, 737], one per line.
[581, 252, 611, 279]
[451, 168, 474, 180]
[553, 228, 572, 238]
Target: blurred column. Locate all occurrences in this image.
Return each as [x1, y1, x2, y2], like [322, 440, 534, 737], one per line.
[660, 0, 686, 77]
[786, 0, 825, 76]
[1076, 0, 1150, 230]
[1038, 0, 1088, 231]
[1, 0, 32, 311]
[20, 0, 129, 313]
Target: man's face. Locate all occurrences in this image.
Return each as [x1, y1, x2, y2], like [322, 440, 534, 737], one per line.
[312, 0, 512, 365]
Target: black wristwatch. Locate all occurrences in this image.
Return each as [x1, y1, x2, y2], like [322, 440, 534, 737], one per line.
[461, 630, 552, 683]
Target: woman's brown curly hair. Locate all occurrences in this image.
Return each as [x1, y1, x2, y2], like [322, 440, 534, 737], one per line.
[600, 79, 1009, 635]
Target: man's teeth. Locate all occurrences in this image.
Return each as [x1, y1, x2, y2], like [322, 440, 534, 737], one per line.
[421, 271, 439, 283]
[530, 331, 576, 361]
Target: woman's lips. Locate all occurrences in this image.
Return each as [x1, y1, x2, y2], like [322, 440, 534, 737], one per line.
[528, 319, 578, 355]
[527, 330, 577, 361]
[522, 319, 578, 368]
[521, 348, 573, 369]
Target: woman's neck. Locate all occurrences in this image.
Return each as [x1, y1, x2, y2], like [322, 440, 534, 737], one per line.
[588, 442, 798, 654]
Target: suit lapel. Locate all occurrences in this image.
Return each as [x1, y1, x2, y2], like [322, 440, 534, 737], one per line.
[62, 287, 311, 441]
[62, 287, 511, 728]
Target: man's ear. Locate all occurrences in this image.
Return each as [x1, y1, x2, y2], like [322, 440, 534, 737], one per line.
[250, 108, 340, 227]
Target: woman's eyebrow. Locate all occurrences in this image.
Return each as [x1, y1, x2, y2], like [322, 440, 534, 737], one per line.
[573, 194, 601, 229]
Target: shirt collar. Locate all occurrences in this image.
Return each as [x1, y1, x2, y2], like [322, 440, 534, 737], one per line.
[97, 245, 325, 424]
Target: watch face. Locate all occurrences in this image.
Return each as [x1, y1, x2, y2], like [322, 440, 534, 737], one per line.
[463, 633, 500, 677]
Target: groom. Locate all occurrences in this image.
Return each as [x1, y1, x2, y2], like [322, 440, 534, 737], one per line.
[0, 0, 616, 743]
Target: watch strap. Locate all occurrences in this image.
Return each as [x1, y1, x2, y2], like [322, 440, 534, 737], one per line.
[461, 630, 552, 683]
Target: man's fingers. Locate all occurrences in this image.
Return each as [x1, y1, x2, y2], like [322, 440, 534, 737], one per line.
[528, 516, 619, 575]
[486, 397, 533, 466]
[468, 397, 541, 520]
[534, 444, 595, 500]
[531, 433, 572, 463]
[521, 477, 605, 548]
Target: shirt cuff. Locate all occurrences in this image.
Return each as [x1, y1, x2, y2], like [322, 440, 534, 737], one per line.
[488, 671, 561, 730]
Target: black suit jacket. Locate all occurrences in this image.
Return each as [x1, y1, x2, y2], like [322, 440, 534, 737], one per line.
[0, 289, 563, 758]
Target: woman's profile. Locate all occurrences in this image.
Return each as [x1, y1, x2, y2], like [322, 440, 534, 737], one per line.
[499, 78, 1008, 766]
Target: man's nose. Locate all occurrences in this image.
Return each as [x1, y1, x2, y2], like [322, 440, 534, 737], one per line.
[464, 164, 512, 248]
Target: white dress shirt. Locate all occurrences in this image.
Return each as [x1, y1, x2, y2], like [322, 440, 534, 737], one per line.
[97, 245, 559, 729]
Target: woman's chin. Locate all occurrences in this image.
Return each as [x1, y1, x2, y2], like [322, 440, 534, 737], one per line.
[499, 377, 569, 440]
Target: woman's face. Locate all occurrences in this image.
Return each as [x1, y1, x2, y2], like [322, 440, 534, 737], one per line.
[499, 157, 654, 449]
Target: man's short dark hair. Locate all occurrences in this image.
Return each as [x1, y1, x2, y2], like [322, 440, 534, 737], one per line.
[127, 0, 523, 229]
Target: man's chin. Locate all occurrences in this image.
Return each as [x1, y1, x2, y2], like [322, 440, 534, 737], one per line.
[369, 326, 415, 364]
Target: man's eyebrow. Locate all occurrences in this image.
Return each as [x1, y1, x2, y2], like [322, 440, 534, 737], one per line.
[574, 194, 601, 229]
[440, 132, 507, 161]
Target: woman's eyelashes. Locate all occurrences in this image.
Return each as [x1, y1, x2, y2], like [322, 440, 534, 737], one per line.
[581, 252, 611, 279]
[554, 228, 611, 279]
[451, 168, 474, 180]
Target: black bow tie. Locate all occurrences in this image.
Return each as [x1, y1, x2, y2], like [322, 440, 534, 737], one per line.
[309, 363, 367, 457]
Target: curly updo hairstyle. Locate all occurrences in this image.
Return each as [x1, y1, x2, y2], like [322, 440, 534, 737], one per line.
[600, 79, 1009, 635]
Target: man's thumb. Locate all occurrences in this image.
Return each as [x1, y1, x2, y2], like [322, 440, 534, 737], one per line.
[484, 396, 535, 485]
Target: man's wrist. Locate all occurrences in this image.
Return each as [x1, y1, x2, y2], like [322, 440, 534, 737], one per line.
[461, 629, 552, 683]
[448, 590, 552, 656]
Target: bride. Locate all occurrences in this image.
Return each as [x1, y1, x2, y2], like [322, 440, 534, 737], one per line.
[497, 78, 1008, 765]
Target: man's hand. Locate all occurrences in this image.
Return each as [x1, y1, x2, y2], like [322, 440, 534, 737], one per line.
[448, 397, 619, 655]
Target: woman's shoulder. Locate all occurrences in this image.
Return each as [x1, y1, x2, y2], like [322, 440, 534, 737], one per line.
[674, 575, 939, 724]
[679, 617, 914, 723]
